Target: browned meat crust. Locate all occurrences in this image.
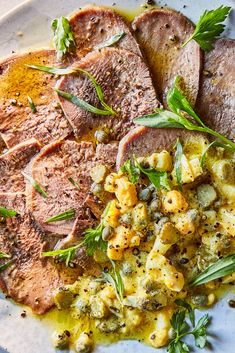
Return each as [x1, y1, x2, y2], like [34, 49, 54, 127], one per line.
[132, 8, 202, 106]
[0, 49, 72, 148]
[68, 6, 142, 60]
[196, 39, 235, 142]
[0, 138, 41, 193]
[57, 47, 159, 140]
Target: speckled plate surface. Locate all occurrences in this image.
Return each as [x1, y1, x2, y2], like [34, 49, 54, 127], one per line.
[0, 1, 235, 352]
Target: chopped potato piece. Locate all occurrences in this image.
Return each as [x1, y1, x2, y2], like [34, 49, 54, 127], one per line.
[162, 190, 188, 213]
[149, 308, 172, 348]
[107, 225, 135, 260]
[152, 237, 172, 255]
[90, 164, 108, 183]
[218, 207, 235, 236]
[219, 184, 235, 203]
[132, 202, 148, 231]
[104, 173, 119, 192]
[103, 200, 120, 228]
[212, 159, 235, 184]
[115, 176, 138, 207]
[148, 150, 173, 171]
[173, 209, 198, 235]
[158, 222, 179, 244]
[107, 246, 123, 260]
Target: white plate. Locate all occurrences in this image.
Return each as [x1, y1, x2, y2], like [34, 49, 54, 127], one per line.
[0, 1, 235, 352]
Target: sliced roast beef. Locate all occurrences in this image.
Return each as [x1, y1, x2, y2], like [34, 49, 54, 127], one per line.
[0, 192, 26, 214]
[0, 49, 72, 148]
[196, 39, 235, 142]
[68, 6, 142, 59]
[132, 8, 202, 106]
[0, 138, 41, 193]
[57, 47, 159, 140]
[26, 139, 117, 235]
[116, 126, 205, 168]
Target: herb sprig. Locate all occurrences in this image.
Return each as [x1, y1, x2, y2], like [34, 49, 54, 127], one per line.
[174, 139, 183, 191]
[191, 253, 235, 286]
[134, 76, 235, 153]
[0, 252, 14, 273]
[134, 157, 170, 190]
[120, 159, 140, 184]
[45, 209, 75, 223]
[43, 242, 83, 267]
[0, 251, 10, 259]
[94, 32, 126, 50]
[27, 65, 115, 116]
[0, 207, 18, 218]
[51, 16, 76, 60]
[102, 260, 124, 303]
[167, 300, 210, 353]
[182, 5, 231, 51]
[68, 177, 80, 190]
[22, 171, 48, 198]
[27, 96, 37, 113]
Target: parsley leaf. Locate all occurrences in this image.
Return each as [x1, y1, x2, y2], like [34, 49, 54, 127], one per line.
[120, 159, 140, 184]
[175, 299, 195, 327]
[51, 16, 76, 60]
[182, 5, 231, 51]
[134, 157, 170, 190]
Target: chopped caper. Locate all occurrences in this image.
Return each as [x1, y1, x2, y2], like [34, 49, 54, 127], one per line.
[191, 294, 208, 307]
[94, 130, 109, 143]
[149, 199, 160, 212]
[96, 316, 121, 333]
[138, 187, 152, 202]
[119, 213, 132, 225]
[121, 262, 133, 276]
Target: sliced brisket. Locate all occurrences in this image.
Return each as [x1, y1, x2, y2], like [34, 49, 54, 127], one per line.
[57, 47, 159, 140]
[132, 8, 202, 106]
[69, 6, 142, 59]
[0, 49, 72, 148]
[196, 39, 235, 142]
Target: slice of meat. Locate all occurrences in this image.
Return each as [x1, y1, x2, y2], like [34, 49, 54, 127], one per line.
[116, 126, 205, 169]
[0, 138, 41, 193]
[0, 49, 72, 148]
[0, 192, 26, 214]
[57, 47, 159, 140]
[68, 6, 142, 60]
[132, 8, 202, 106]
[26, 139, 117, 235]
[196, 39, 235, 142]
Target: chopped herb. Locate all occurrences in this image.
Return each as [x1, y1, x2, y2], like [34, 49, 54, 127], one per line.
[0, 207, 18, 218]
[182, 5, 231, 51]
[134, 157, 170, 190]
[68, 177, 80, 190]
[94, 32, 126, 50]
[0, 251, 10, 259]
[175, 139, 183, 191]
[27, 96, 37, 113]
[22, 171, 48, 198]
[191, 253, 235, 286]
[134, 76, 235, 153]
[51, 16, 76, 60]
[55, 88, 113, 116]
[102, 260, 124, 303]
[45, 209, 75, 223]
[120, 159, 140, 184]
[27, 65, 116, 116]
[167, 302, 210, 353]
[0, 259, 15, 273]
[43, 242, 83, 267]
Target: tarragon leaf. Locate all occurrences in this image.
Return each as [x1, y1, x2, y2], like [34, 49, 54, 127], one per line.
[95, 32, 126, 50]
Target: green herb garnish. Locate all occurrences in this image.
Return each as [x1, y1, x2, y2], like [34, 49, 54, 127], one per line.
[120, 159, 140, 184]
[43, 242, 83, 266]
[94, 32, 126, 50]
[102, 260, 124, 303]
[134, 76, 235, 153]
[68, 177, 80, 190]
[0, 207, 18, 218]
[45, 209, 75, 223]
[51, 16, 76, 60]
[134, 157, 170, 190]
[167, 301, 210, 353]
[182, 5, 231, 51]
[175, 139, 183, 190]
[191, 253, 235, 286]
[0, 259, 15, 273]
[22, 171, 48, 198]
[27, 65, 116, 116]
[0, 251, 10, 259]
[27, 96, 37, 113]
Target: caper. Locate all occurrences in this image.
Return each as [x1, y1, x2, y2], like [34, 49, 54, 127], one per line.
[152, 211, 163, 222]
[102, 225, 112, 241]
[150, 199, 160, 212]
[94, 130, 109, 143]
[139, 298, 161, 311]
[121, 262, 133, 276]
[90, 182, 103, 196]
[191, 294, 208, 307]
[138, 187, 152, 201]
[54, 287, 74, 310]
